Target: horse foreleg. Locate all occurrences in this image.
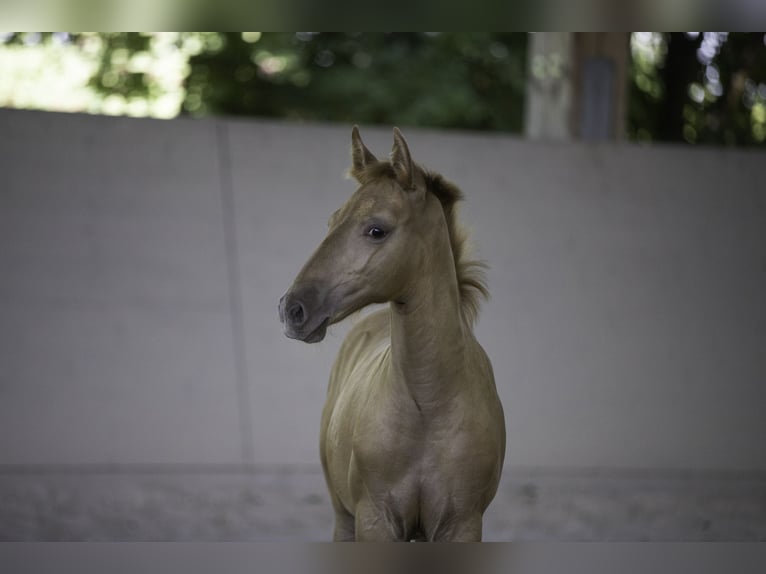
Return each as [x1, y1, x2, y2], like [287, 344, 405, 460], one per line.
[332, 508, 356, 541]
[353, 499, 405, 541]
[431, 512, 483, 542]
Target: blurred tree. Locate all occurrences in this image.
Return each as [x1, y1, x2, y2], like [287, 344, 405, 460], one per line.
[629, 32, 766, 146]
[0, 32, 527, 131]
[183, 32, 528, 132]
[2, 32, 765, 145]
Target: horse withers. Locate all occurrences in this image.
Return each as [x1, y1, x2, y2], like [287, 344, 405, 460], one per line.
[279, 126, 505, 541]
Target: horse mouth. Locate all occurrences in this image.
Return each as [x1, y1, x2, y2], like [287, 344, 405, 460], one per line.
[296, 317, 330, 344]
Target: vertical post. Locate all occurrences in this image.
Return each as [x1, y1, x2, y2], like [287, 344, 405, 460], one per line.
[524, 32, 575, 141]
[572, 33, 630, 141]
[524, 33, 630, 142]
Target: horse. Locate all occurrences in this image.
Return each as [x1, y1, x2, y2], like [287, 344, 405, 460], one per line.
[279, 126, 506, 541]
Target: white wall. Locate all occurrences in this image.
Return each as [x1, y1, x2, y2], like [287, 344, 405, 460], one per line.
[1, 109, 764, 472]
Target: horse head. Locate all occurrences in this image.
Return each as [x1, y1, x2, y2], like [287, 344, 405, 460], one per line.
[279, 126, 443, 343]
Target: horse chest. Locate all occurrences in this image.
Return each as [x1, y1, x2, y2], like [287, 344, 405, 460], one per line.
[346, 401, 498, 540]
[350, 396, 484, 492]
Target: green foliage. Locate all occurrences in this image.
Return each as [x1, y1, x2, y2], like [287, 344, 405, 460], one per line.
[3, 32, 765, 146]
[628, 32, 766, 146]
[183, 33, 528, 132]
[86, 34, 147, 96]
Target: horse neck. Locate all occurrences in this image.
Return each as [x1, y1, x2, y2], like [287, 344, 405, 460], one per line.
[388, 214, 467, 410]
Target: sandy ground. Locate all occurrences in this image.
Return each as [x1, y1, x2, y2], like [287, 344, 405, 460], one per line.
[2, 466, 764, 541]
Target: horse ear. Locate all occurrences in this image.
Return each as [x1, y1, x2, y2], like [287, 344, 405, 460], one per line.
[390, 127, 414, 190]
[350, 125, 377, 181]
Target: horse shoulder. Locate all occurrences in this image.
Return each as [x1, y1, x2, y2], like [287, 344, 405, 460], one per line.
[429, 338, 505, 494]
[320, 309, 392, 507]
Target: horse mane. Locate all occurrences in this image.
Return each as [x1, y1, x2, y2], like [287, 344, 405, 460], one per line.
[422, 168, 489, 326]
[353, 162, 489, 325]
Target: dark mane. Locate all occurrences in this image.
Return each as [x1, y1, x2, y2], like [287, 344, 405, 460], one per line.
[353, 162, 489, 325]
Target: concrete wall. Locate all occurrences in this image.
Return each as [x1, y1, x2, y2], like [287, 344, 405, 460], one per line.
[1, 109, 765, 540]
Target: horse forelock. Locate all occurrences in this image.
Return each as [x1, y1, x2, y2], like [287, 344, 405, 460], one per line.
[353, 162, 489, 326]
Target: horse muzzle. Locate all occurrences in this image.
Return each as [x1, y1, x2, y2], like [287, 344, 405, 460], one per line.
[279, 290, 330, 343]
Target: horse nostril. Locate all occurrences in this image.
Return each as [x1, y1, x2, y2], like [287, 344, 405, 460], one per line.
[288, 302, 306, 326]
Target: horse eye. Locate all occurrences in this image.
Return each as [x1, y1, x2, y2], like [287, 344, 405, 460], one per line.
[366, 226, 388, 240]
